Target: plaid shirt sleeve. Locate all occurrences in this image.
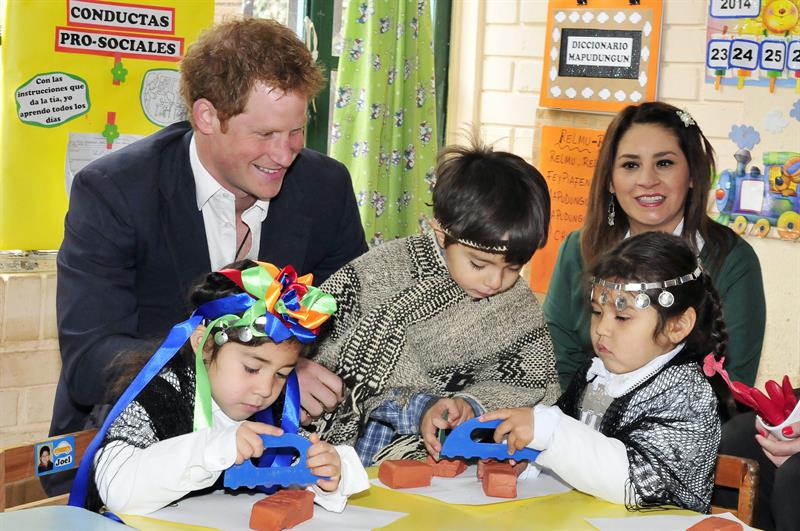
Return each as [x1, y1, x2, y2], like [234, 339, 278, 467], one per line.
[354, 392, 485, 466]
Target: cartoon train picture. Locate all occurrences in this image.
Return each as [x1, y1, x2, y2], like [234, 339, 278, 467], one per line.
[714, 149, 800, 240]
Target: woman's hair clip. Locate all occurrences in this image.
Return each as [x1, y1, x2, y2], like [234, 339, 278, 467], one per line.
[676, 109, 695, 128]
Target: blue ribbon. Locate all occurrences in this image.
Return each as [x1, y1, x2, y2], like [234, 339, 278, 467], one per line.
[251, 370, 301, 494]
[68, 291, 298, 514]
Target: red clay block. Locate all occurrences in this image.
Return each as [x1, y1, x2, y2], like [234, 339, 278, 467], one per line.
[482, 468, 518, 498]
[477, 459, 526, 480]
[426, 455, 468, 477]
[378, 459, 433, 488]
[249, 489, 314, 531]
[687, 516, 743, 531]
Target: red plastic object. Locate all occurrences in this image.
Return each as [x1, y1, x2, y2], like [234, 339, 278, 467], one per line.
[249, 489, 314, 531]
[481, 466, 517, 498]
[378, 459, 433, 488]
[703, 354, 796, 425]
[686, 516, 743, 530]
[426, 456, 467, 477]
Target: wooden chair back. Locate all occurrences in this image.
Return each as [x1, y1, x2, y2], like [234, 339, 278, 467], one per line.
[710, 453, 759, 525]
[0, 430, 97, 512]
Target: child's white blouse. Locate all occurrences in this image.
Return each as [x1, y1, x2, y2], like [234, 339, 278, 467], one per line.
[94, 398, 369, 515]
[525, 344, 685, 504]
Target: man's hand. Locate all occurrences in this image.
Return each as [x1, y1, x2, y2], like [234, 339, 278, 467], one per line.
[235, 422, 283, 465]
[420, 397, 476, 457]
[481, 407, 535, 454]
[295, 358, 345, 425]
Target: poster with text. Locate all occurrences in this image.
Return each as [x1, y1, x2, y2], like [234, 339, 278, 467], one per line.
[540, 0, 663, 113]
[530, 125, 603, 293]
[0, 0, 213, 250]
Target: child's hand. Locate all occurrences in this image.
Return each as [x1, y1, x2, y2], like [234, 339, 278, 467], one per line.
[421, 397, 475, 457]
[480, 408, 535, 454]
[235, 421, 283, 465]
[306, 433, 341, 492]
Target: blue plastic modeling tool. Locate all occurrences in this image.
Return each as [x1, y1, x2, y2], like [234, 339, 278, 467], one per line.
[223, 433, 319, 490]
[438, 418, 540, 462]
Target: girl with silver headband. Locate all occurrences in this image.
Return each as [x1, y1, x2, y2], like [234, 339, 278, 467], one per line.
[483, 231, 725, 513]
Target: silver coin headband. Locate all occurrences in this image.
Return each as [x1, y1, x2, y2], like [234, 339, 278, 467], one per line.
[590, 266, 702, 310]
[437, 222, 509, 253]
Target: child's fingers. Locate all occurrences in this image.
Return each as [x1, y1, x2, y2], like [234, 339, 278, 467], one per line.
[431, 416, 451, 430]
[421, 423, 441, 455]
[507, 433, 518, 454]
[247, 422, 284, 437]
[315, 477, 340, 493]
[306, 447, 339, 469]
[493, 419, 513, 443]
[481, 409, 511, 422]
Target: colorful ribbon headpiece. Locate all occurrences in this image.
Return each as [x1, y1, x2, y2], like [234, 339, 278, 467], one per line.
[209, 262, 337, 346]
[703, 354, 799, 438]
[192, 262, 336, 430]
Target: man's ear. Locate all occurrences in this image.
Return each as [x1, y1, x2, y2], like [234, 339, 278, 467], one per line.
[429, 218, 446, 248]
[189, 325, 209, 358]
[192, 99, 217, 136]
[665, 307, 696, 345]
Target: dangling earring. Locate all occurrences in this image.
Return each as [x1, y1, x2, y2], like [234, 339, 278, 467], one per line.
[607, 193, 616, 227]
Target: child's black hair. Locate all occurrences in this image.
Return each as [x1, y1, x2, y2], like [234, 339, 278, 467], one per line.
[432, 138, 550, 265]
[587, 232, 728, 361]
[39, 445, 50, 458]
[107, 259, 299, 401]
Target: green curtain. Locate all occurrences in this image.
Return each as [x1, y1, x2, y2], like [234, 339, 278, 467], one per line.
[331, 0, 438, 246]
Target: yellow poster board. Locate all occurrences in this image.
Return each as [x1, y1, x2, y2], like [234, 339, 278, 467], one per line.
[529, 124, 604, 294]
[0, 0, 214, 250]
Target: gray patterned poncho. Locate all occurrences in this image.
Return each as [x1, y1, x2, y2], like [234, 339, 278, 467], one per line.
[311, 230, 561, 461]
[557, 354, 721, 513]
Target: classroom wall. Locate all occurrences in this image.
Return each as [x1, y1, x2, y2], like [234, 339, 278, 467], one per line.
[0, 255, 59, 447]
[446, 0, 800, 387]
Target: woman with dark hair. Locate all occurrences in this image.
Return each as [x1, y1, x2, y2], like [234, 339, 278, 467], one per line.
[544, 101, 765, 392]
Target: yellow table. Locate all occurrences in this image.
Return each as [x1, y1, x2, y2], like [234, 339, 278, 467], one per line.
[122, 467, 697, 530]
[347, 468, 696, 530]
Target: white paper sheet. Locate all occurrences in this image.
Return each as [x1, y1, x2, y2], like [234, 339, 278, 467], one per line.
[586, 511, 754, 531]
[65, 132, 144, 198]
[148, 490, 407, 531]
[370, 464, 572, 505]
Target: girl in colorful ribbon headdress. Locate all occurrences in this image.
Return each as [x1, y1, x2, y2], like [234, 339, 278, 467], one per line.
[310, 138, 562, 466]
[69, 260, 369, 516]
[483, 232, 725, 514]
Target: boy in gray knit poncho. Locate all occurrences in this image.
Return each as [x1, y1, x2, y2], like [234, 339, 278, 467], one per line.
[310, 140, 562, 466]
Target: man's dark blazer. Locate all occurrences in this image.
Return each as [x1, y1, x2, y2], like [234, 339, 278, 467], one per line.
[51, 121, 367, 437]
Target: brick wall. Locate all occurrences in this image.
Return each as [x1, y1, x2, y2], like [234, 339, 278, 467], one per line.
[0, 254, 59, 447]
[447, 0, 800, 386]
